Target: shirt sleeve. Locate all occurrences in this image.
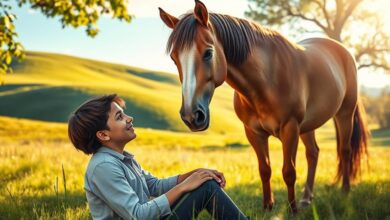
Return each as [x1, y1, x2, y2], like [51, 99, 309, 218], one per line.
[142, 169, 179, 197]
[90, 162, 172, 220]
[133, 160, 178, 197]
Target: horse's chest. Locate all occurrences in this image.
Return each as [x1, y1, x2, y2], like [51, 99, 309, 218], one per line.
[236, 103, 280, 137]
[258, 113, 280, 137]
[234, 97, 280, 136]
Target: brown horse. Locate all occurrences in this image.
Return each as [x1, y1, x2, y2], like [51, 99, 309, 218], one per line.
[159, 0, 368, 212]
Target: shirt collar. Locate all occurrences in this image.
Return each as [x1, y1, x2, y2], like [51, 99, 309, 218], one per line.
[97, 146, 134, 161]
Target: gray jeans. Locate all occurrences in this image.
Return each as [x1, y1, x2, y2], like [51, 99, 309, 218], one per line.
[162, 180, 249, 220]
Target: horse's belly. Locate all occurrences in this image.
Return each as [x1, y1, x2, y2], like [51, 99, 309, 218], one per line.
[300, 110, 336, 133]
[300, 88, 344, 133]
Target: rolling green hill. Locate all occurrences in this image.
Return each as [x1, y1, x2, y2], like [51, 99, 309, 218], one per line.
[0, 52, 241, 133]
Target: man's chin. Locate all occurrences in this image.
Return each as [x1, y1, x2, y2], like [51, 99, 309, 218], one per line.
[128, 133, 137, 141]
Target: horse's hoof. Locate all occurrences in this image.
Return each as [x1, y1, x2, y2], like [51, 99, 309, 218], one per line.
[342, 185, 350, 194]
[288, 201, 298, 214]
[263, 201, 274, 211]
[299, 199, 312, 208]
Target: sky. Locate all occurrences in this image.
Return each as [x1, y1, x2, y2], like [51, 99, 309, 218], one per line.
[11, 0, 390, 88]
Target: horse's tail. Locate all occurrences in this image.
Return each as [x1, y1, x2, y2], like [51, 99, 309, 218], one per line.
[336, 102, 369, 182]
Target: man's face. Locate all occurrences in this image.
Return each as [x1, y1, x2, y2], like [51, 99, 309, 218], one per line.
[105, 102, 136, 145]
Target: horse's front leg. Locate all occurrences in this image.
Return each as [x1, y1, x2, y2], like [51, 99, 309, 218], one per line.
[280, 119, 300, 213]
[244, 127, 273, 210]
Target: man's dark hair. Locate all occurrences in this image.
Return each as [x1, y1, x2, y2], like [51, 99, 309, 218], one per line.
[68, 94, 125, 154]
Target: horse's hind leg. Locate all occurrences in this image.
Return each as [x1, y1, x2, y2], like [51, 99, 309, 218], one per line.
[299, 131, 320, 207]
[334, 107, 355, 192]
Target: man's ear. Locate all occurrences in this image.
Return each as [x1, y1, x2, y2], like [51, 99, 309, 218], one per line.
[159, 7, 179, 29]
[96, 130, 110, 142]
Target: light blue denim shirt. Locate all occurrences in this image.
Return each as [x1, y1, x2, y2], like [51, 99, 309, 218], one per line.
[84, 147, 178, 220]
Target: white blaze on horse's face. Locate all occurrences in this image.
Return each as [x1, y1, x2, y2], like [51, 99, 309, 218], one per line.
[177, 44, 210, 132]
[179, 45, 197, 110]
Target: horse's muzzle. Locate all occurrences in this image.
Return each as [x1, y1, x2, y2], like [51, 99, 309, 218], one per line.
[180, 105, 209, 131]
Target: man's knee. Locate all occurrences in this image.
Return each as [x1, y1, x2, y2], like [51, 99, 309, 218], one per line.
[201, 180, 220, 190]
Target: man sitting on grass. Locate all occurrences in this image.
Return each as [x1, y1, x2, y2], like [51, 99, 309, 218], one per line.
[68, 94, 248, 220]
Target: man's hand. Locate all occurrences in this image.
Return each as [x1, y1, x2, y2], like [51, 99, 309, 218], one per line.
[195, 168, 226, 188]
[178, 170, 214, 192]
[177, 168, 226, 188]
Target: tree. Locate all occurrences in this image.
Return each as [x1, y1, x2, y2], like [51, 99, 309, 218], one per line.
[0, 0, 131, 78]
[245, 0, 390, 72]
[361, 89, 390, 129]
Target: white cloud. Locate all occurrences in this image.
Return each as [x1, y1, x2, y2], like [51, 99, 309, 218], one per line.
[27, 9, 37, 14]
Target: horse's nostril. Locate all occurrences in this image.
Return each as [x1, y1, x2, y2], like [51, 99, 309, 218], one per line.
[194, 109, 206, 125]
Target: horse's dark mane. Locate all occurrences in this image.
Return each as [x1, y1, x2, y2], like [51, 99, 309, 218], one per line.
[166, 13, 302, 65]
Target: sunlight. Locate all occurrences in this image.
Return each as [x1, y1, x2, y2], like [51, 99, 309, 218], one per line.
[358, 71, 390, 88]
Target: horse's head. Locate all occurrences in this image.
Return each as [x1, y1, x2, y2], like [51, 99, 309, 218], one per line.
[159, 0, 227, 131]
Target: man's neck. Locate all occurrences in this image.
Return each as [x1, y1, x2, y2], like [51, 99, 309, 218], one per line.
[103, 142, 125, 154]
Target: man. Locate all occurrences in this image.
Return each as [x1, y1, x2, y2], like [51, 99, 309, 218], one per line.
[68, 94, 248, 219]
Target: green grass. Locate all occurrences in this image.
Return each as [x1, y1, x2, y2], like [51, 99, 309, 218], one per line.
[0, 116, 389, 219]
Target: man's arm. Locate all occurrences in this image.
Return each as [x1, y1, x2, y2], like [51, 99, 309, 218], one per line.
[136, 160, 179, 196]
[90, 162, 172, 219]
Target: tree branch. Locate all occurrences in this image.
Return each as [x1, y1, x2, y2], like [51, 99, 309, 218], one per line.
[335, 0, 343, 25]
[313, 0, 332, 29]
[358, 62, 390, 70]
[355, 29, 390, 62]
[339, 0, 363, 30]
[283, 2, 329, 33]
[355, 47, 390, 62]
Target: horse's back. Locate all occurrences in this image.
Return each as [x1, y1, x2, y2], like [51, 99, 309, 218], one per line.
[297, 37, 358, 132]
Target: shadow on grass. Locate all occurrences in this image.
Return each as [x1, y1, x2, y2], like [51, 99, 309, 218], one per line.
[370, 128, 390, 147]
[0, 162, 88, 219]
[0, 162, 38, 191]
[0, 192, 89, 220]
[1, 179, 389, 219]
[223, 181, 390, 220]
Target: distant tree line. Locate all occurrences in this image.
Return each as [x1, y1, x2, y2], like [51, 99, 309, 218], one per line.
[361, 90, 390, 129]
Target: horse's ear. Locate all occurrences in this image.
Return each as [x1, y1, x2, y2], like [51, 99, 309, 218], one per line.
[159, 7, 179, 29]
[194, 0, 208, 27]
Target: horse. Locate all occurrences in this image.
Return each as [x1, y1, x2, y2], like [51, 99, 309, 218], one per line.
[159, 0, 368, 212]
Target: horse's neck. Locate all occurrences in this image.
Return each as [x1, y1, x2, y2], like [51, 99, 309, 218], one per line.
[212, 15, 306, 104]
[225, 40, 305, 105]
[225, 51, 270, 104]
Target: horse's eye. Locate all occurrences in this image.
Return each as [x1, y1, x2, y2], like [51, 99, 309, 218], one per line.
[203, 49, 213, 61]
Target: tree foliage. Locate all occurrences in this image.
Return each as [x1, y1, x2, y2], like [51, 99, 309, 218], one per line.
[246, 0, 390, 72]
[361, 89, 390, 129]
[0, 0, 131, 78]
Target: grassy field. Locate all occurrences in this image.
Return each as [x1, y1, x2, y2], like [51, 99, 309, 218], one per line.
[1, 52, 389, 219]
[0, 116, 389, 220]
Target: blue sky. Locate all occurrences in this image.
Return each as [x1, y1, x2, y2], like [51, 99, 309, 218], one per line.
[11, 0, 390, 88]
